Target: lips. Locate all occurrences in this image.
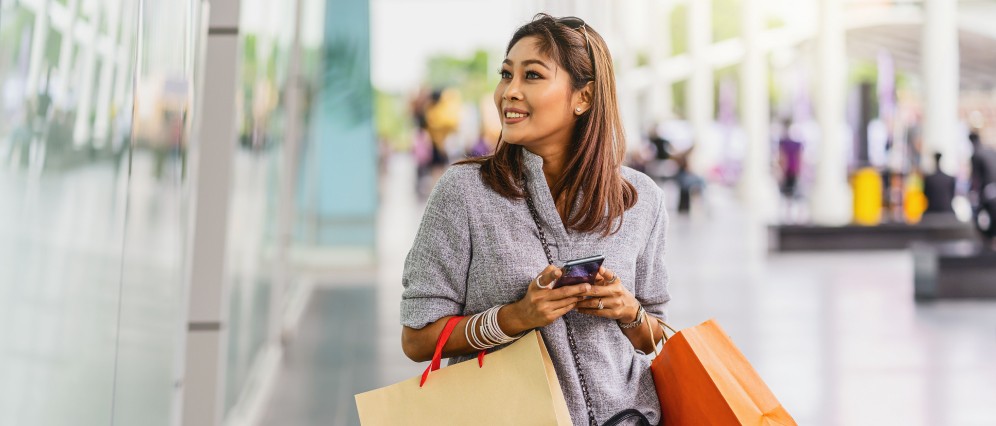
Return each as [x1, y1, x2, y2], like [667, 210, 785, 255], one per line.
[503, 107, 529, 124]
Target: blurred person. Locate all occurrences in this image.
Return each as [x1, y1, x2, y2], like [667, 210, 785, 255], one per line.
[467, 130, 494, 158]
[424, 88, 461, 167]
[969, 132, 996, 249]
[672, 143, 703, 214]
[649, 126, 673, 162]
[778, 120, 804, 223]
[410, 85, 431, 131]
[412, 127, 433, 197]
[922, 152, 956, 215]
[400, 14, 669, 426]
[415, 88, 461, 195]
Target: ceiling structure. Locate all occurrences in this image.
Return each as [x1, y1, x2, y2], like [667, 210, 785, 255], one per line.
[846, 24, 996, 91]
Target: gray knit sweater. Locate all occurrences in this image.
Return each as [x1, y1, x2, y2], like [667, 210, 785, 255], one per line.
[401, 149, 670, 425]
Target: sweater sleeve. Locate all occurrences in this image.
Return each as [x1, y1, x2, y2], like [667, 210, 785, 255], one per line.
[400, 168, 472, 329]
[634, 194, 671, 321]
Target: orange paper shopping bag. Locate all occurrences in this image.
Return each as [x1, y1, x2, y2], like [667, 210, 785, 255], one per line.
[648, 318, 796, 426]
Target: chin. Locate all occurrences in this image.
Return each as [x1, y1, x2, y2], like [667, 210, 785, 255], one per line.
[500, 133, 526, 145]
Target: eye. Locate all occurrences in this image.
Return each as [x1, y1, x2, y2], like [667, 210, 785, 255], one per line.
[499, 69, 512, 79]
[525, 71, 542, 79]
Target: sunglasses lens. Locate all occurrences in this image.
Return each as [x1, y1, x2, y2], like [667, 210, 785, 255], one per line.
[558, 17, 584, 29]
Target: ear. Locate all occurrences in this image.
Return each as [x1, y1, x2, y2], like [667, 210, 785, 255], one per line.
[573, 82, 594, 115]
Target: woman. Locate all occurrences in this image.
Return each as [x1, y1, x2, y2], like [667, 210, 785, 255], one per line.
[401, 14, 670, 425]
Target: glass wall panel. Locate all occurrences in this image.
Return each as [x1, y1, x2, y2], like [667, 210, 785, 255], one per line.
[0, 0, 134, 424]
[0, 0, 203, 424]
[223, 0, 297, 415]
[113, 1, 204, 425]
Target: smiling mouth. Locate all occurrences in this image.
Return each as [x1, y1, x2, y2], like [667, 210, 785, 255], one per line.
[505, 111, 529, 119]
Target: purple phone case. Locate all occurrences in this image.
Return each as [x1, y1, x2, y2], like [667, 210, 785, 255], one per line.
[554, 257, 604, 288]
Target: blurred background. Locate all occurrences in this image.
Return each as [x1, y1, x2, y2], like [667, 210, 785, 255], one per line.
[1, 0, 995, 425]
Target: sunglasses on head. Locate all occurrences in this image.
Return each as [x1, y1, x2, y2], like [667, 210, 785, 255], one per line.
[555, 16, 596, 81]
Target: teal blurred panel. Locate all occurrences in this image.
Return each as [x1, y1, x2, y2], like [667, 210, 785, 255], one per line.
[307, 0, 377, 247]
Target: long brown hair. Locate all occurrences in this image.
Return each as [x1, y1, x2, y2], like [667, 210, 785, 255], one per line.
[458, 13, 636, 236]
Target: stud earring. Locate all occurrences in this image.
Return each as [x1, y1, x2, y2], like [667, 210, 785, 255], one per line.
[576, 107, 582, 113]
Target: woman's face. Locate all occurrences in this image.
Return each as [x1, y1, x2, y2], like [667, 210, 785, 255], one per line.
[494, 36, 584, 151]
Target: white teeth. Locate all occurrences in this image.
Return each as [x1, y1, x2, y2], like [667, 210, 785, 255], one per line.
[505, 112, 528, 119]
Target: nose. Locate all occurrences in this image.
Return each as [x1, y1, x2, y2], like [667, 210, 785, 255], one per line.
[502, 77, 523, 103]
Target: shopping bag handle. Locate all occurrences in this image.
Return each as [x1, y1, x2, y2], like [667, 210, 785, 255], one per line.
[420, 316, 488, 387]
[646, 314, 678, 357]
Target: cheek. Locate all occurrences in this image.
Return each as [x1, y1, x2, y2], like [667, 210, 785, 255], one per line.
[537, 99, 571, 128]
[534, 93, 572, 126]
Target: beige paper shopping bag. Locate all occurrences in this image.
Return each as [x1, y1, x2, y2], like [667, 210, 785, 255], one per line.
[355, 317, 572, 425]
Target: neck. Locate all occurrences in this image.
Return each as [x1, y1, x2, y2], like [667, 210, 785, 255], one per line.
[526, 145, 567, 190]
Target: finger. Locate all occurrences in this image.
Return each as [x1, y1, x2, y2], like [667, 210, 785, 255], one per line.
[549, 283, 591, 300]
[535, 265, 562, 289]
[580, 284, 619, 298]
[598, 267, 617, 285]
[550, 300, 578, 316]
[594, 267, 608, 283]
[540, 265, 562, 288]
[552, 295, 584, 311]
[576, 297, 604, 310]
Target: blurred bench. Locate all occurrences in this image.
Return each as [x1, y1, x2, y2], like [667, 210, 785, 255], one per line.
[768, 215, 976, 252]
[913, 241, 996, 299]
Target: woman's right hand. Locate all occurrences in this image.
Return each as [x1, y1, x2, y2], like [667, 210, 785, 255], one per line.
[507, 265, 591, 330]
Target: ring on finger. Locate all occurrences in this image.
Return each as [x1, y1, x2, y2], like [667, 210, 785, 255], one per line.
[534, 273, 554, 289]
[597, 298, 604, 310]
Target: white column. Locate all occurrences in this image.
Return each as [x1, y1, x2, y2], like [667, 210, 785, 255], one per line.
[92, 0, 123, 145]
[614, 2, 640, 155]
[72, 6, 102, 147]
[686, 0, 713, 174]
[113, 0, 137, 133]
[181, 0, 240, 424]
[921, 0, 959, 174]
[25, 0, 50, 97]
[271, 0, 304, 352]
[650, 0, 673, 123]
[810, 0, 851, 225]
[737, 0, 778, 219]
[55, 0, 80, 92]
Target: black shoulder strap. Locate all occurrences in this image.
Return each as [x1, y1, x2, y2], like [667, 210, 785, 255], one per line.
[601, 409, 654, 426]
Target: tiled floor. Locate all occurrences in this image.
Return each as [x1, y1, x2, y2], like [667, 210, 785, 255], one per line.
[265, 154, 996, 426]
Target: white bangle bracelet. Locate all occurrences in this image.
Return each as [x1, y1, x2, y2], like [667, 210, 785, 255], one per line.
[468, 312, 488, 350]
[486, 306, 512, 345]
[466, 305, 522, 352]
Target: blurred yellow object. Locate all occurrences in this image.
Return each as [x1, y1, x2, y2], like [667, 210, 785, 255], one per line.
[904, 173, 927, 224]
[905, 191, 927, 223]
[425, 88, 462, 149]
[852, 167, 883, 226]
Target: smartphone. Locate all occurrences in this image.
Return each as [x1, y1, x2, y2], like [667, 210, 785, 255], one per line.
[553, 255, 605, 288]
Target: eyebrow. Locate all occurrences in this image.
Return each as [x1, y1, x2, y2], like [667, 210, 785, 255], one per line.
[502, 58, 551, 70]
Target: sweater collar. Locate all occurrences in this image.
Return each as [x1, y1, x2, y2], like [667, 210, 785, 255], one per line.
[521, 148, 570, 245]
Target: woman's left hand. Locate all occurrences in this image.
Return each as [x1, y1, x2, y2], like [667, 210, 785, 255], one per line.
[575, 266, 640, 323]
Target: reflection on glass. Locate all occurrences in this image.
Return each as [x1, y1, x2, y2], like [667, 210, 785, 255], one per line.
[0, 0, 136, 424]
[113, 1, 203, 425]
[223, 0, 297, 416]
[0, 0, 202, 424]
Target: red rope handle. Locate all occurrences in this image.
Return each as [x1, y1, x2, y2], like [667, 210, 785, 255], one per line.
[419, 316, 490, 387]
[420, 316, 463, 387]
